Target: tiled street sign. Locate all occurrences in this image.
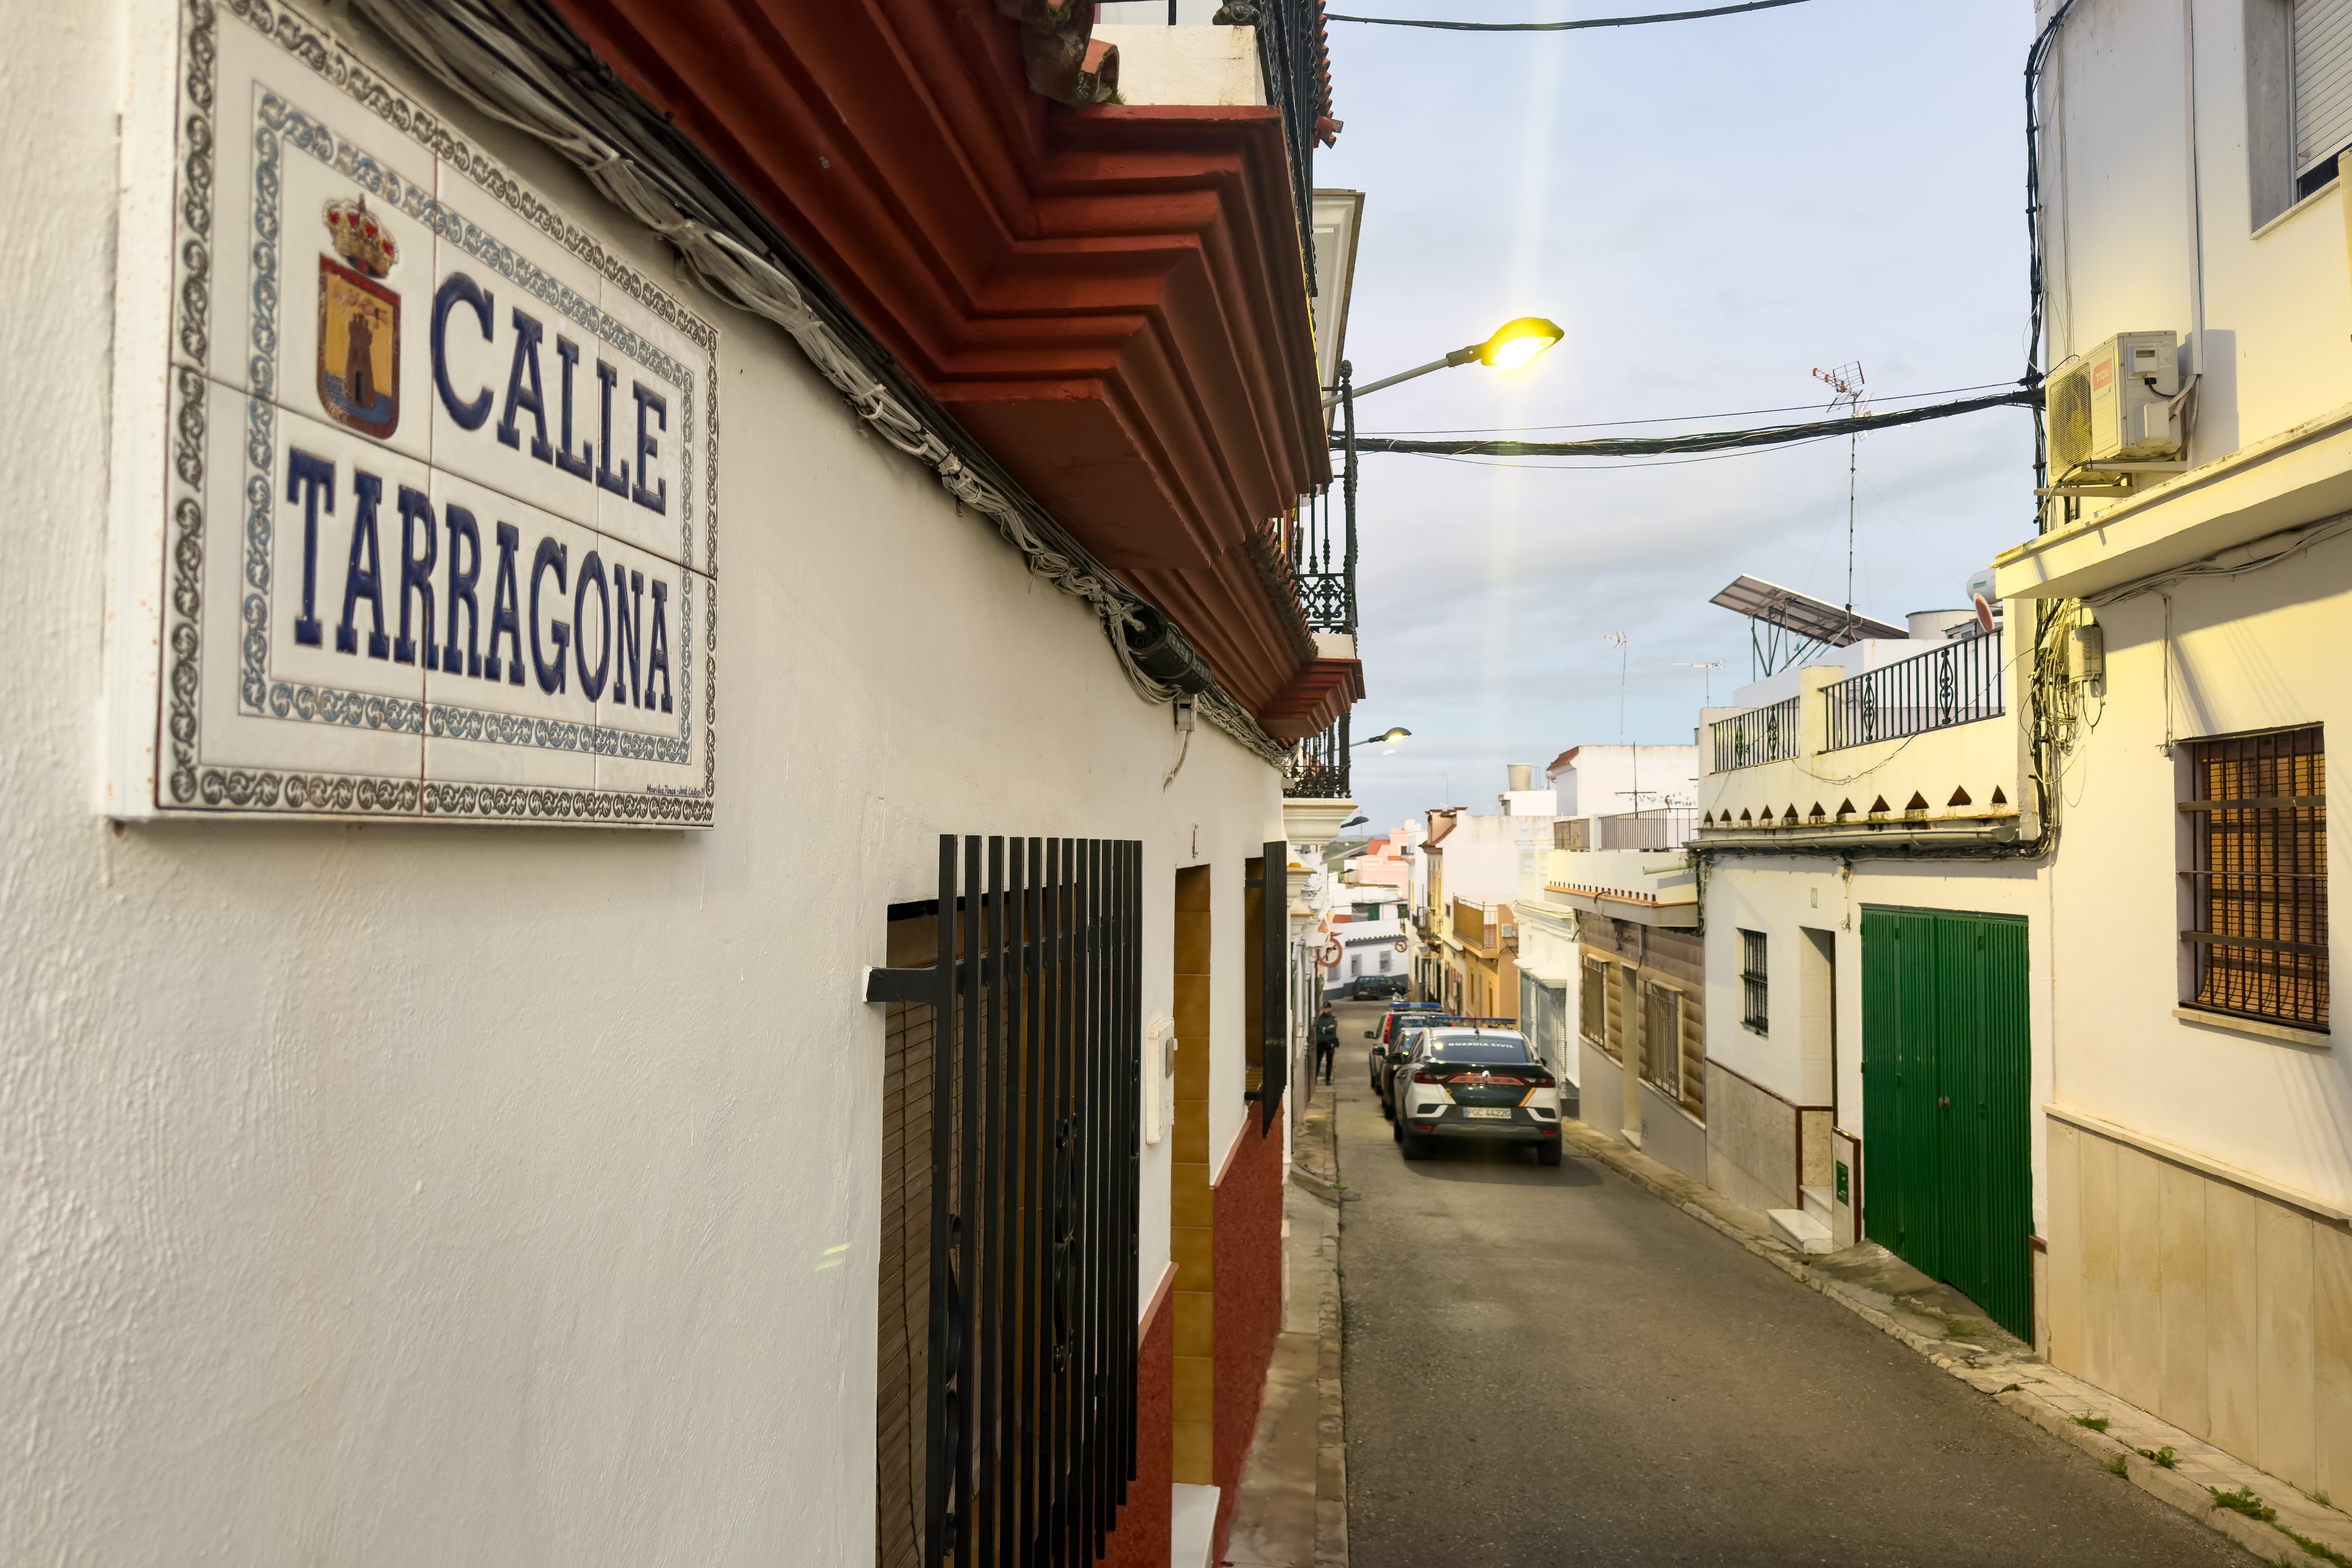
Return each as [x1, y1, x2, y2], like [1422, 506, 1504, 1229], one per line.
[111, 0, 719, 826]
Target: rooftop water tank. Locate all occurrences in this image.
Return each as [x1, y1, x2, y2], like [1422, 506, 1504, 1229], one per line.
[1906, 609, 1977, 641]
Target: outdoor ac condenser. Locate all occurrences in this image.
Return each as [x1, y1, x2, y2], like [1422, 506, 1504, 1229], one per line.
[2045, 331, 2186, 476]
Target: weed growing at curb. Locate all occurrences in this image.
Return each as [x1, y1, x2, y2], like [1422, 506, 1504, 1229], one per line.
[2136, 1446, 2178, 1469]
[1941, 1315, 1990, 1339]
[2107, 1455, 2130, 1476]
[2072, 1414, 2110, 1433]
[2213, 1488, 2278, 1522]
[2278, 1526, 2352, 1567]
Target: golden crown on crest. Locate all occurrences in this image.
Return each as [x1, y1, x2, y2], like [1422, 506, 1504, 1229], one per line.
[324, 196, 399, 279]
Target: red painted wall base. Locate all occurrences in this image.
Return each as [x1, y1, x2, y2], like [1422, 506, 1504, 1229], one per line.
[1101, 1266, 1175, 1568]
[1210, 1110, 1286, 1562]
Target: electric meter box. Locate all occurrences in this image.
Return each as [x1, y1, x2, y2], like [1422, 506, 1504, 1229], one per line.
[2044, 331, 2185, 476]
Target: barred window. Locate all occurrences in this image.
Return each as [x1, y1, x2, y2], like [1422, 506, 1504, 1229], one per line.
[1580, 955, 1609, 1044]
[1740, 929, 1769, 1033]
[1641, 982, 1683, 1101]
[2181, 727, 2328, 1030]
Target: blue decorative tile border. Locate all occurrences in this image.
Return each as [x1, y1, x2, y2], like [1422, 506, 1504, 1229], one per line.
[157, 0, 720, 824]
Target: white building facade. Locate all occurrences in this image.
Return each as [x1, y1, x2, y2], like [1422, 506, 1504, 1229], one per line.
[6, 2, 1354, 1563]
[1988, 0, 2352, 1498]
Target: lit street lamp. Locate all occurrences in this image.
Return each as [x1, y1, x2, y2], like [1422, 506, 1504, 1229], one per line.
[1351, 726, 1412, 747]
[1323, 318, 1564, 408]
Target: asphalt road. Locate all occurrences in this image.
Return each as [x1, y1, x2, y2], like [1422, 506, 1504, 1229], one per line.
[1325, 999, 2250, 1568]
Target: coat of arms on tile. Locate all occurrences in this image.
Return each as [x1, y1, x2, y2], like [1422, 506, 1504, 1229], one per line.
[317, 196, 401, 437]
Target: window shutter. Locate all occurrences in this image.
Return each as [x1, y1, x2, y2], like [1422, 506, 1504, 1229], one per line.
[2295, 0, 2352, 173]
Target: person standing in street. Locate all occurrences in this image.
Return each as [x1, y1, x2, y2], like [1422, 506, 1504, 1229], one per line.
[1314, 1003, 1338, 1083]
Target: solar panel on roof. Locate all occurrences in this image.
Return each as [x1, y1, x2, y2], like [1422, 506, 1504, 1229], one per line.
[1708, 574, 1906, 646]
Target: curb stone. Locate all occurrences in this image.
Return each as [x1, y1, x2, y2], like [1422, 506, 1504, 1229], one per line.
[1289, 1165, 1342, 1206]
[1305, 1100, 1348, 1568]
[1558, 1118, 2348, 1567]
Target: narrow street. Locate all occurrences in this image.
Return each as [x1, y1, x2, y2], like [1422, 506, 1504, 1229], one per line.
[1325, 1001, 2250, 1568]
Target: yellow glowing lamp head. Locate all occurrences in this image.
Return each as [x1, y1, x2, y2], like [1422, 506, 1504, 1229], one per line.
[1378, 726, 1412, 742]
[1478, 317, 1565, 370]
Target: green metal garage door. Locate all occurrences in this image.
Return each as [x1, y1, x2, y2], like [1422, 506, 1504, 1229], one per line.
[1860, 907, 2031, 1338]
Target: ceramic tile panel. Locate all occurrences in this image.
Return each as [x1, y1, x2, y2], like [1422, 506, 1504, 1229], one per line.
[420, 473, 602, 793]
[2079, 1130, 2119, 1390]
[2112, 1145, 2164, 1412]
[2314, 1223, 2352, 1501]
[2255, 1201, 2317, 1489]
[2046, 1121, 2082, 1372]
[596, 269, 717, 573]
[2205, 1181, 2262, 1461]
[429, 155, 608, 531]
[2156, 1160, 2212, 1436]
[594, 548, 711, 808]
[131, 1, 717, 826]
[220, 36, 438, 466]
[182, 382, 427, 808]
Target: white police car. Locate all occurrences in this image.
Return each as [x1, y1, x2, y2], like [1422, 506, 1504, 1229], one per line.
[1390, 1027, 1563, 1165]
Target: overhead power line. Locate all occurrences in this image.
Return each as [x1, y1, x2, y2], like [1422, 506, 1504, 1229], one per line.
[1336, 385, 2040, 459]
[1359, 379, 2021, 437]
[1326, 0, 1810, 32]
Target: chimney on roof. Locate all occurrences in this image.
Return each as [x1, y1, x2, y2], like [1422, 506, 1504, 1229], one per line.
[1507, 763, 1533, 792]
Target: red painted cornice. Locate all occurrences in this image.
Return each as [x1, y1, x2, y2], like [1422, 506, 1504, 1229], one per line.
[1258, 657, 1365, 746]
[553, 0, 1337, 719]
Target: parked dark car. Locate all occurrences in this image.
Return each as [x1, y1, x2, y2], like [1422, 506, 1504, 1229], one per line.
[1388, 1028, 1562, 1165]
[1367, 1006, 1449, 1094]
[1349, 973, 1406, 1001]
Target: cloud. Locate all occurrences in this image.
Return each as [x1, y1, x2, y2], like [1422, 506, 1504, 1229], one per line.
[1316, 0, 2036, 833]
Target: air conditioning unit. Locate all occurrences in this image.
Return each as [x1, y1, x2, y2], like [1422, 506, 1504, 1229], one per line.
[2045, 331, 2185, 477]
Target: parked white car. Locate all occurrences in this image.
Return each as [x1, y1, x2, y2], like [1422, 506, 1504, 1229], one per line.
[1389, 1028, 1563, 1165]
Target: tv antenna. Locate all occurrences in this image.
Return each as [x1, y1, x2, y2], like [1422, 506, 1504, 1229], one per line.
[1672, 659, 1723, 705]
[1812, 360, 1867, 641]
[1602, 632, 1629, 743]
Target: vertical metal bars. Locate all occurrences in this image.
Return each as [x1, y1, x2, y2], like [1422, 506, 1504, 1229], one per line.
[1287, 361, 1355, 801]
[1740, 929, 1769, 1033]
[866, 835, 1146, 1568]
[1710, 695, 1802, 772]
[1250, 840, 1290, 1134]
[1282, 722, 1351, 798]
[1251, 0, 1325, 300]
[1822, 630, 2006, 750]
[2181, 727, 2329, 1028]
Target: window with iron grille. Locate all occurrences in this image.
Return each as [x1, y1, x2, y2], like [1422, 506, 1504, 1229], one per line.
[1580, 956, 1609, 1045]
[1740, 929, 1769, 1033]
[2180, 727, 2328, 1031]
[1641, 982, 1684, 1101]
[867, 836, 1145, 1568]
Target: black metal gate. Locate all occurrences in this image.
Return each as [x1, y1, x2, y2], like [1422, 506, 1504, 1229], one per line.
[869, 836, 1143, 1568]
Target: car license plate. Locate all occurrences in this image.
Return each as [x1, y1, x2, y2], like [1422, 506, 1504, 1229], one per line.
[1463, 1107, 1511, 1120]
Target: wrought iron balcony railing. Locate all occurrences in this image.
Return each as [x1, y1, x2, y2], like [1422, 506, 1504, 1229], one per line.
[1283, 716, 1351, 799]
[1710, 696, 1801, 772]
[1824, 630, 2004, 750]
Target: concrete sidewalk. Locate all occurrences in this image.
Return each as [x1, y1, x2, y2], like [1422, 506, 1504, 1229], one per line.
[1556, 1114, 2352, 1567]
[1222, 1090, 1347, 1568]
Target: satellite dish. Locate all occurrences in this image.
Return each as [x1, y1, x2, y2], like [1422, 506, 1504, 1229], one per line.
[1973, 594, 1996, 634]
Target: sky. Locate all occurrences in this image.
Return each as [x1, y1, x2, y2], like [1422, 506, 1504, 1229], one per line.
[1310, 0, 2039, 835]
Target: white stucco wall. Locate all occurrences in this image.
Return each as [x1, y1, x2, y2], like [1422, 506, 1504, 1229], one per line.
[2024, 0, 2352, 1211]
[1701, 854, 2054, 1228]
[1093, 23, 1268, 107]
[2052, 553, 2352, 1209]
[1432, 812, 1555, 905]
[1549, 744, 1699, 819]
[2040, 0, 2352, 469]
[1, 4, 1281, 1562]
